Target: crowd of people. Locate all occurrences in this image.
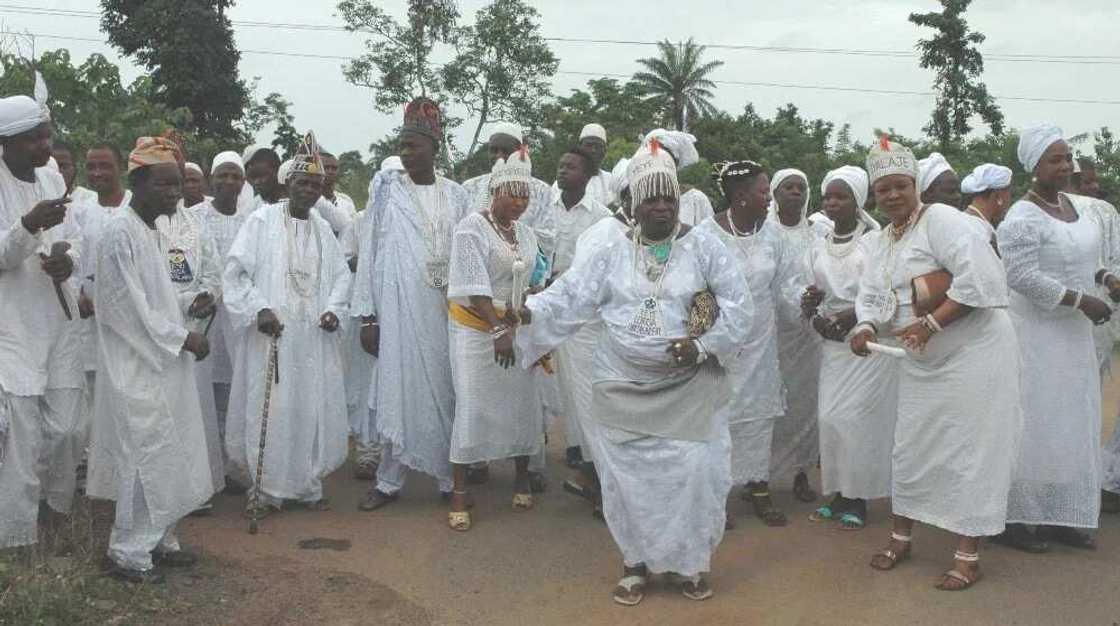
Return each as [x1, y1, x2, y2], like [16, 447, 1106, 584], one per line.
[1, 73, 1119, 605]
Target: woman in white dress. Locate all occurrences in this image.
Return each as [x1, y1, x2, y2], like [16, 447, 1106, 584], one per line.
[851, 137, 1021, 591]
[996, 125, 1113, 552]
[767, 168, 825, 503]
[515, 141, 752, 605]
[698, 161, 796, 527]
[801, 166, 895, 530]
[446, 150, 543, 531]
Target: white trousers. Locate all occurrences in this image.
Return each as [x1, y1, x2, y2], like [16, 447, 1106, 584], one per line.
[376, 442, 453, 495]
[0, 387, 84, 549]
[108, 478, 180, 571]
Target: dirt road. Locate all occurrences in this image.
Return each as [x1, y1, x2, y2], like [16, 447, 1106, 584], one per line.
[176, 387, 1120, 625]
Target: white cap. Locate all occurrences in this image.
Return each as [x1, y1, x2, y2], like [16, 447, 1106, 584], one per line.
[380, 156, 403, 172]
[643, 129, 699, 170]
[917, 152, 954, 193]
[489, 122, 523, 143]
[488, 148, 533, 193]
[185, 162, 204, 176]
[579, 123, 606, 142]
[960, 163, 1013, 194]
[211, 151, 244, 175]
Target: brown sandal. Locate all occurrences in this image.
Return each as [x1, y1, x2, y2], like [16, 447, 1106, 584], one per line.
[936, 550, 982, 591]
[870, 533, 912, 571]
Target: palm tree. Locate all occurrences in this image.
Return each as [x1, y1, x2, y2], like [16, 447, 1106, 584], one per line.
[632, 38, 724, 132]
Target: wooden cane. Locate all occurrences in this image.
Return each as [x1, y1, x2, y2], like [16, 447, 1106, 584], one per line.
[248, 335, 279, 534]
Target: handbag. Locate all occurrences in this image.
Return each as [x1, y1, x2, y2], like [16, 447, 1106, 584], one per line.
[911, 269, 952, 317]
[687, 289, 720, 338]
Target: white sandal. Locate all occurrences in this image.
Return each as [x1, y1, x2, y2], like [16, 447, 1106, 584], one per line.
[680, 574, 713, 601]
[612, 575, 647, 606]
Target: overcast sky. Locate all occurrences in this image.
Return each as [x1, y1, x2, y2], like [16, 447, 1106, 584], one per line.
[8, 0, 1120, 159]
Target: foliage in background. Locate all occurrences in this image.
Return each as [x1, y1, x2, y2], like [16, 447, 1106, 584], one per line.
[909, 0, 1004, 149]
[632, 38, 723, 132]
[100, 0, 250, 143]
[442, 0, 559, 157]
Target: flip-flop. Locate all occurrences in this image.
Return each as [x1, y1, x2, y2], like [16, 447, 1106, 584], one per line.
[612, 575, 647, 606]
[838, 513, 865, 530]
[809, 505, 836, 522]
[562, 479, 597, 502]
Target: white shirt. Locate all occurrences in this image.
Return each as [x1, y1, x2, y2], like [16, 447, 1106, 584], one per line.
[546, 190, 611, 276]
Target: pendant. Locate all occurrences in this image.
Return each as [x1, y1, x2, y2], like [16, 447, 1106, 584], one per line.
[426, 260, 449, 289]
[627, 296, 664, 337]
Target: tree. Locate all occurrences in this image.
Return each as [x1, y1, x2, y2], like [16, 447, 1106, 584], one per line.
[632, 38, 723, 131]
[336, 149, 372, 209]
[100, 0, 250, 142]
[257, 93, 302, 158]
[338, 0, 459, 114]
[527, 78, 661, 184]
[441, 0, 559, 157]
[0, 49, 189, 160]
[909, 0, 1004, 148]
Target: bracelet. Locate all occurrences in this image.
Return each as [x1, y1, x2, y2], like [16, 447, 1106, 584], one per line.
[1072, 290, 1083, 309]
[921, 313, 942, 334]
[693, 339, 709, 364]
[490, 325, 511, 340]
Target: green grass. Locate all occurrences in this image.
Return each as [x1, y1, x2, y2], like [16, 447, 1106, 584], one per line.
[0, 498, 215, 626]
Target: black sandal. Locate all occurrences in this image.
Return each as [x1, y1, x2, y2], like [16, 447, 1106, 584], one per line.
[745, 484, 787, 527]
[793, 472, 817, 503]
[358, 489, 398, 512]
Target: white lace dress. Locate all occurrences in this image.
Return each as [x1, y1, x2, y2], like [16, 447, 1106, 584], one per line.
[999, 197, 1102, 528]
[678, 189, 715, 226]
[807, 229, 897, 499]
[447, 212, 542, 464]
[697, 218, 790, 485]
[517, 225, 752, 576]
[858, 203, 1020, 537]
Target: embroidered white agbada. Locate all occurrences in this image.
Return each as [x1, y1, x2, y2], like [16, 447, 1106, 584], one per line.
[766, 170, 826, 482]
[697, 218, 790, 484]
[858, 203, 1020, 537]
[447, 212, 541, 463]
[517, 226, 752, 576]
[807, 227, 897, 499]
[85, 207, 213, 531]
[463, 173, 556, 257]
[155, 207, 224, 492]
[0, 160, 85, 548]
[999, 196, 1102, 528]
[352, 171, 470, 491]
[222, 202, 351, 503]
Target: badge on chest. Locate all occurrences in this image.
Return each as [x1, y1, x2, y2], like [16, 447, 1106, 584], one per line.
[168, 248, 194, 283]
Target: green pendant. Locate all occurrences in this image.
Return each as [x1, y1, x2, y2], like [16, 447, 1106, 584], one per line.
[649, 242, 671, 263]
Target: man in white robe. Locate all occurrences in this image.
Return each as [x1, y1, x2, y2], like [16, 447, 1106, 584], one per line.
[155, 179, 225, 498]
[223, 134, 351, 514]
[354, 97, 470, 510]
[552, 123, 615, 207]
[0, 88, 86, 551]
[86, 137, 213, 583]
[544, 146, 611, 470]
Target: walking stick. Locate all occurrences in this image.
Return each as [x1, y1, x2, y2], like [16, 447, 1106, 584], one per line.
[248, 335, 280, 534]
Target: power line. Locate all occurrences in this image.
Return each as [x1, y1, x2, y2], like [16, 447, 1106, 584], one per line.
[3, 4, 1120, 65]
[6, 30, 1120, 106]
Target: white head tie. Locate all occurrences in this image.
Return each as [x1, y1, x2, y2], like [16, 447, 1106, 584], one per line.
[1017, 123, 1064, 173]
[960, 163, 1013, 194]
[642, 129, 699, 170]
[917, 152, 955, 193]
